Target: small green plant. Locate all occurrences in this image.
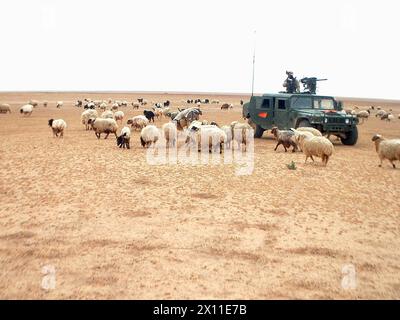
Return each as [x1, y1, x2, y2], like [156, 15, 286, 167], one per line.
[287, 161, 297, 170]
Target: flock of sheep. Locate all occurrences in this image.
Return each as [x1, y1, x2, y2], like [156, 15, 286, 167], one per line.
[346, 105, 399, 123]
[1, 97, 400, 169]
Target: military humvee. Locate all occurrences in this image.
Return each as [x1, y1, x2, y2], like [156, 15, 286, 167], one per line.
[242, 93, 359, 145]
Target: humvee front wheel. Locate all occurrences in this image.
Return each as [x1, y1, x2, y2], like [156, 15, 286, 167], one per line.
[341, 127, 358, 145]
[296, 119, 312, 128]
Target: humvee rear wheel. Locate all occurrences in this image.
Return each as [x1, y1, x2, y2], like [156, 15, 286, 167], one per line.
[296, 119, 312, 128]
[341, 127, 358, 145]
[254, 125, 265, 138]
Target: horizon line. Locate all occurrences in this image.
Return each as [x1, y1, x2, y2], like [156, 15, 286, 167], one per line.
[0, 90, 400, 104]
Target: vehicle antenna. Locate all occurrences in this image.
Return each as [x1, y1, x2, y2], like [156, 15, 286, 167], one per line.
[251, 30, 257, 97]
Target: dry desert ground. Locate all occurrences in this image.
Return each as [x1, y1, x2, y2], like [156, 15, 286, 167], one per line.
[0, 92, 399, 299]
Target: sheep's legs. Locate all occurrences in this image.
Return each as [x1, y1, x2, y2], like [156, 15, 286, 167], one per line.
[389, 160, 396, 168]
[274, 142, 281, 151]
[104, 133, 109, 139]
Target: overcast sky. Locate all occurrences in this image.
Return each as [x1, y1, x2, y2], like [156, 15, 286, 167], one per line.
[0, 0, 399, 99]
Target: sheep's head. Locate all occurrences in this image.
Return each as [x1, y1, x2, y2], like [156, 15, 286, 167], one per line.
[210, 121, 219, 127]
[271, 127, 278, 137]
[371, 134, 383, 142]
[48, 119, 54, 127]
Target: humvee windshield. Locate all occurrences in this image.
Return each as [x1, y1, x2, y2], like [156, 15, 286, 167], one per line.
[313, 98, 335, 110]
[290, 96, 335, 110]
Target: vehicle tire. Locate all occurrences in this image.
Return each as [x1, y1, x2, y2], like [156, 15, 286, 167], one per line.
[296, 119, 312, 128]
[341, 127, 358, 145]
[254, 125, 265, 138]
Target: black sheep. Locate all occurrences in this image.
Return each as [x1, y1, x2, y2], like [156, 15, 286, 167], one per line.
[143, 110, 155, 122]
[116, 133, 130, 149]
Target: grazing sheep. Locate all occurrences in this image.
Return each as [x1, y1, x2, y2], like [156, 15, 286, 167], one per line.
[231, 122, 253, 151]
[28, 100, 39, 107]
[140, 125, 160, 148]
[211, 99, 220, 104]
[295, 126, 322, 136]
[162, 122, 177, 147]
[376, 110, 387, 118]
[143, 110, 155, 122]
[221, 125, 233, 149]
[48, 119, 67, 138]
[371, 134, 400, 168]
[298, 135, 334, 166]
[166, 111, 179, 120]
[114, 110, 125, 123]
[271, 127, 298, 152]
[43, 101, 48, 108]
[56, 101, 63, 108]
[121, 101, 128, 107]
[173, 107, 202, 130]
[132, 102, 140, 109]
[221, 103, 230, 110]
[153, 108, 163, 119]
[116, 126, 131, 149]
[141, 99, 148, 106]
[187, 126, 227, 153]
[99, 102, 108, 111]
[101, 110, 114, 119]
[75, 100, 82, 108]
[111, 103, 119, 111]
[81, 109, 98, 130]
[387, 114, 395, 122]
[127, 115, 149, 131]
[88, 118, 118, 139]
[356, 110, 370, 124]
[0, 103, 11, 113]
[161, 107, 170, 116]
[20, 104, 33, 116]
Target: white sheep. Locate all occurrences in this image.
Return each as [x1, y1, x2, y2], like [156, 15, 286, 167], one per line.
[117, 126, 131, 149]
[162, 122, 177, 147]
[231, 122, 253, 151]
[0, 103, 11, 113]
[127, 115, 149, 131]
[48, 119, 67, 138]
[112, 103, 119, 111]
[221, 125, 233, 149]
[188, 126, 227, 153]
[99, 102, 108, 111]
[101, 110, 114, 119]
[356, 110, 370, 124]
[140, 125, 160, 148]
[20, 104, 33, 116]
[372, 134, 400, 168]
[298, 135, 334, 166]
[114, 110, 125, 123]
[295, 126, 322, 136]
[88, 118, 118, 139]
[375, 110, 387, 118]
[290, 128, 314, 152]
[28, 100, 39, 107]
[81, 109, 98, 130]
[387, 114, 395, 122]
[56, 101, 63, 108]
